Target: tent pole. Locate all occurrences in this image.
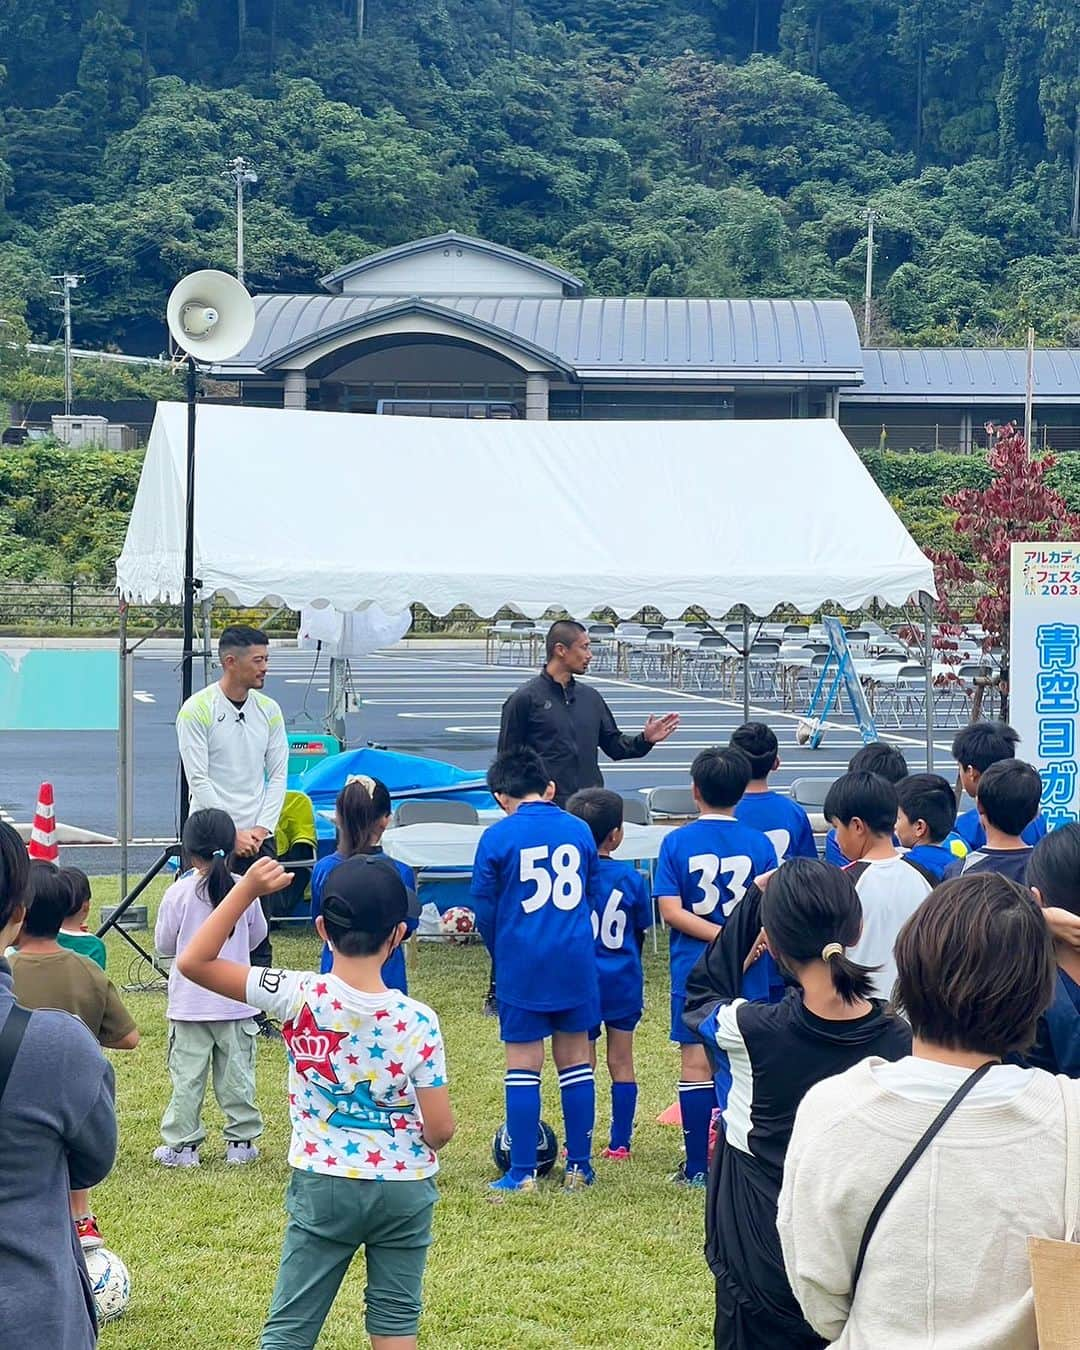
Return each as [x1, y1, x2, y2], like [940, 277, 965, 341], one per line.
[742, 607, 751, 723]
[118, 603, 131, 901]
[179, 355, 198, 831]
[202, 599, 213, 688]
[922, 594, 935, 772]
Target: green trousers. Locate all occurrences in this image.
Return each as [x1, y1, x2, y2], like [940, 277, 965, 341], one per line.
[260, 1169, 438, 1348]
[160, 1018, 262, 1148]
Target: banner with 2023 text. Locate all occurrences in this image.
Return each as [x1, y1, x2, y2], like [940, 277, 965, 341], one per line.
[1009, 542, 1080, 830]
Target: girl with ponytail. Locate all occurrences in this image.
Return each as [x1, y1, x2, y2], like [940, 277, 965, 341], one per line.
[683, 858, 912, 1350]
[152, 808, 267, 1169]
[310, 776, 418, 991]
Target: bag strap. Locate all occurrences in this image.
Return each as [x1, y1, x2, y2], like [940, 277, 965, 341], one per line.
[1060, 1075, 1080, 1243]
[0, 1002, 30, 1107]
[850, 1060, 995, 1296]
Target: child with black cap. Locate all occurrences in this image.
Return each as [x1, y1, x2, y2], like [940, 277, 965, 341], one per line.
[178, 853, 455, 1350]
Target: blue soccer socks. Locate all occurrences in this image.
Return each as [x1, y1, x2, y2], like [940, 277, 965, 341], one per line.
[678, 1080, 716, 1183]
[609, 1081, 638, 1153]
[504, 1069, 542, 1181]
[559, 1063, 595, 1169]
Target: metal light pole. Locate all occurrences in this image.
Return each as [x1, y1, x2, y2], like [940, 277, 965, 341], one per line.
[225, 157, 258, 285]
[863, 209, 876, 343]
[51, 272, 83, 415]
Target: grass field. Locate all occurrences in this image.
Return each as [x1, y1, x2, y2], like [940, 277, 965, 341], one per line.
[88, 879, 713, 1349]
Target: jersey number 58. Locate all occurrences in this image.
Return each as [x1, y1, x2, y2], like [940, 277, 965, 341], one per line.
[519, 844, 583, 912]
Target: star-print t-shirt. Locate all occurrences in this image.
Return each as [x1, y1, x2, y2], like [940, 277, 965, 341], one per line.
[245, 967, 447, 1181]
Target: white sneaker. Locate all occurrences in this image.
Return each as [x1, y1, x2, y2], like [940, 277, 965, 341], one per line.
[225, 1141, 259, 1165]
[153, 1144, 200, 1168]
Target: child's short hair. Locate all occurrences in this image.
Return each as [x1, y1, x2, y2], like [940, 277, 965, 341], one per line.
[0, 820, 29, 931]
[691, 746, 752, 810]
[1027, 823, 1080, 916]
[848, 741, 909, 783]
[895, 874, 1054, 1055]
[976, 759, 1041, 837]
[951, 719, 1019, 774]
[823, 771, 898, 835]
[730, 722, 778, 780]
[60, 866, 92, 916]
[566, 788, 623, 848]
[24, 861, 71, 938]
[487, 748, 550, 800]
[895, 774, 957, 845]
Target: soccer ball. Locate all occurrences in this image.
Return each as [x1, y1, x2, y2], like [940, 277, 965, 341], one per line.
[492, 1119, 559, 1177]
[84, 1246, 131, 1324]
[438, 906, 476, 945]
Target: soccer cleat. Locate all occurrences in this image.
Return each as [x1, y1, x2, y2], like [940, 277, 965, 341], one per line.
[670, 1162, 707, 1189]
[488, 1172, 538, 1195]
[602, 1146, 631, 1162]
[562, 1164, 595, 1192]
[152, 1144, 200, 1169]
[74, 1215, 104, 1250]
[225, 1141, 259, 1165]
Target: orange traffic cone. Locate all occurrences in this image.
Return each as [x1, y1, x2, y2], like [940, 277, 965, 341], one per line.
[28, 782, 58, 863]
[656, 1099, 682, 1126]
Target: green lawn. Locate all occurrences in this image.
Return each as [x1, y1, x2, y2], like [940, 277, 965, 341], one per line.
[88, 879, 712, 1349]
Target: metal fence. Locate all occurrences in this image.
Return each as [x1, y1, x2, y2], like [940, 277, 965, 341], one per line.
[842, 422, 1080, 455]
[0, 583, 300, 633]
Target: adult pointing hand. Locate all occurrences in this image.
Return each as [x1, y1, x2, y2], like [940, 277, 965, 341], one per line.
[643, 712, 680, 744]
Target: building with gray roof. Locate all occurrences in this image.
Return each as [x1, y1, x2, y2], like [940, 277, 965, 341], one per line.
[209, 231, 1080, 452]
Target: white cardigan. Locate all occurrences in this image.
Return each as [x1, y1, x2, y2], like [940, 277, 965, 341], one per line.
[778, 1058, 1080, 1349]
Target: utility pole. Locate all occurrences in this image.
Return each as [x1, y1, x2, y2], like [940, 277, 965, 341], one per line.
[863, 208, 876, 343]
[50, 272, 83, 416]
[1024, 325, 1035, 456]
[225, 157, 258, 285]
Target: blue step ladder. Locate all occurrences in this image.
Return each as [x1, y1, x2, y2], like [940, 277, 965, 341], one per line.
[802, 617, 879, 749]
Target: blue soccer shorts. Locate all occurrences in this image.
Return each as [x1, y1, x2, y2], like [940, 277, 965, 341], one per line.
[588, 1010, 643, 1041]
[497, 997, 600, 1044]
[669, 991, 699, 1045]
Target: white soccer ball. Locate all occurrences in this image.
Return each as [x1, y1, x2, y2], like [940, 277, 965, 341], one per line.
[438, 906, 476, 945]
[84, 1246, 131, 1324]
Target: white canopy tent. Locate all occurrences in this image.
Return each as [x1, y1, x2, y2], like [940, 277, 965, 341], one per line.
[117, 402, 934, 619]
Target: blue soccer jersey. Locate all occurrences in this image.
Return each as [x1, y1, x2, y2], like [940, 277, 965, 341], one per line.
[654, 816, 778, 997]
[471, 801, 599, 1012]
[311, 849, 417, 990]
[589, 856, 652, 1023]
[904, 832, 968, 880]
[734, 790, 818, 862]
[955, 806, 1047, 852]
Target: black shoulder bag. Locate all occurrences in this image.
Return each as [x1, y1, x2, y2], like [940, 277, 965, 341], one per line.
[0, 1002, 31, 1106]
[850, 1060, 995, 1297]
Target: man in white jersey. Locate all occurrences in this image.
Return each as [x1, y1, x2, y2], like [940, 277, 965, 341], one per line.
[177, 626, 288, 1003]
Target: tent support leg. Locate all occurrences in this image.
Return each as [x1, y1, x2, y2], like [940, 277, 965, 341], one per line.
[742, 607, 751, 723]
[922, 595, 935, 772]
[118, 604, 132, 901]
[180, 355, 198, 832]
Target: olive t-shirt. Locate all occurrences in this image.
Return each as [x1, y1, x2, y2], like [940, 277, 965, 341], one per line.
[9, 950, 136, 1046]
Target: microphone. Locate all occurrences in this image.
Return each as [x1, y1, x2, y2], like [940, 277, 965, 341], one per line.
[235, 710, 245, 723]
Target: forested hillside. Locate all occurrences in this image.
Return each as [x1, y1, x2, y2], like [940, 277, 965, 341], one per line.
[0, 0, 1078, 356]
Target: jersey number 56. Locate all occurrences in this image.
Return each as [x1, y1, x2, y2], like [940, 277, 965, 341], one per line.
[519, 844, 583, 912]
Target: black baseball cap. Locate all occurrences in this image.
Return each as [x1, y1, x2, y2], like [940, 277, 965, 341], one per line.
[320, 855, 420, 934]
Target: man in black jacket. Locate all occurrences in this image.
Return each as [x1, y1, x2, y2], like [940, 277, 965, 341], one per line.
[498, 620, 679, 804]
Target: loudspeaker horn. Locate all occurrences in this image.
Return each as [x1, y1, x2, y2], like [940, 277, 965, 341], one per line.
[166, 269, 255, 363]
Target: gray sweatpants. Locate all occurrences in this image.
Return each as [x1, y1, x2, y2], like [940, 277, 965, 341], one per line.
[161, 1018, 263, 1148]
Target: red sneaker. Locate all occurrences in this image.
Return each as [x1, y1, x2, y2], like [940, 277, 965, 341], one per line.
[602, 1146, 631, 1162]
[75, 1215, 104, 1251]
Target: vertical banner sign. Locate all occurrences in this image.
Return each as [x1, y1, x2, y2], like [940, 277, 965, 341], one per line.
[1009, 543, 1080, 830]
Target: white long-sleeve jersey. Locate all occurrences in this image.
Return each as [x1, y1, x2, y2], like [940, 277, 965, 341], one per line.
[176, 683, 288, 832]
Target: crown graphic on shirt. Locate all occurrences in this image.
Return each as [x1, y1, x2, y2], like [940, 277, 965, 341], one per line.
[292, 1032, 336, 1062]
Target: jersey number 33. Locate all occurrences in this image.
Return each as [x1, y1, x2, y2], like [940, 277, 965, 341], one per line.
[688, 853, 751, 918]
